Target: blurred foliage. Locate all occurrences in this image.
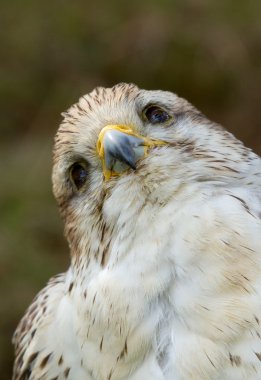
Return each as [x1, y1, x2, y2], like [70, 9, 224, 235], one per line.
[0, 0, 260, 378]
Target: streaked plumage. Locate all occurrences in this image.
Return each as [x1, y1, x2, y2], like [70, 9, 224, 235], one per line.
[13, 83, 261, 379]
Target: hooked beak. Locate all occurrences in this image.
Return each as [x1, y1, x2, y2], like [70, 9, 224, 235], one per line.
[96, 125, 166, 180]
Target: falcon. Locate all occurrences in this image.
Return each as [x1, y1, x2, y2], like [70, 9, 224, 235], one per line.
[13, 83, 261, 380]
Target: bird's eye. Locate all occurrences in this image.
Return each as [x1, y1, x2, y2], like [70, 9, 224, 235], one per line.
[143, 105, 170, 124]
[70, 163, 88, 190]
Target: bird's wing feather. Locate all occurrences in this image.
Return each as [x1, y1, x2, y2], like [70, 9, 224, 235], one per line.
[12, 273, 66, 380]
[168, 188, 261, 378]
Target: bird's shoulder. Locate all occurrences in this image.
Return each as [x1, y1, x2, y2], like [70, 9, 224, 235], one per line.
[12, 273, 66, 380]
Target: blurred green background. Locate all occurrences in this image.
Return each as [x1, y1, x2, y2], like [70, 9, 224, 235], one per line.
[1, 0, 261, 378]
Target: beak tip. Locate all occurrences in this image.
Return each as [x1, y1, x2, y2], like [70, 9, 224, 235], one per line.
[125, 157, 137, 171]
[130, 164, 136, 171]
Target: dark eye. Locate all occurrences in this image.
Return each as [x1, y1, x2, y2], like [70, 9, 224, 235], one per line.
[143, 105, 170, 124]
[70, 163, 88, 190]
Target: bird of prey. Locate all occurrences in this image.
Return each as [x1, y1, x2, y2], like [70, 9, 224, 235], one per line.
[13, 83, 261, 380]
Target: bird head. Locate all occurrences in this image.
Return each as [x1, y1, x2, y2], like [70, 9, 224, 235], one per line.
[52, 83, 246, 264]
